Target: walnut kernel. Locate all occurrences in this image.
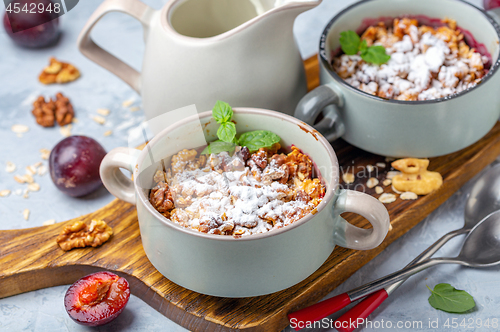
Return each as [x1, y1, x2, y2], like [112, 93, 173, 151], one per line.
[56, 219, 113, 251]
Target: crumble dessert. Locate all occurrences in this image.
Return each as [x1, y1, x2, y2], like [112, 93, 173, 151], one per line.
[333, 18, 489, 100]
[149, 145, 325, 237]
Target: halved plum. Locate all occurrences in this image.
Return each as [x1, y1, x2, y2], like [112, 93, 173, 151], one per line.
[64, 271, 130, 326]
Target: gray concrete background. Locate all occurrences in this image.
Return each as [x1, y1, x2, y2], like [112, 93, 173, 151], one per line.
[2, 0, 500, 331]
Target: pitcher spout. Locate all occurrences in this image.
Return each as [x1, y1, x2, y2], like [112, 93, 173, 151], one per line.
[251, 0, 322, 15]
[164, 0, 321, 40]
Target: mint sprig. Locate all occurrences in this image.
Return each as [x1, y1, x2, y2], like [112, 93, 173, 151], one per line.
[212, 100, 233, 124]
[339, 30, 390, 65]
[427, 283, 476, 313]
[202, 101, 281, 155]
[238, 130, 281, 153]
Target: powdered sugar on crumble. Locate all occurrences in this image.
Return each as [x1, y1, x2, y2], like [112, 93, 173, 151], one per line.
[150, 146, 325, 237]
[333, 18, 489, 101]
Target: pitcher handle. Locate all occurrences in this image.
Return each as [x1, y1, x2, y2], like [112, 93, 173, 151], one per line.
[77, 0, 154, 93]
[294, 83, 345, 142]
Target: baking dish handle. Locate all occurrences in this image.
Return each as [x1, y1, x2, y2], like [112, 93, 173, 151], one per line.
[294, 83, 345, 142]
[332, 189, 390, 250]
[100, 147, 141, 205]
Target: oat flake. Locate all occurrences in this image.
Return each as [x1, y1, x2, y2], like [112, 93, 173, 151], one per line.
[367, 177, 379, 188]
[400, 192, 418, 200]
[5, 162, 16, 173]
[379, 193, 397, 204]
[40, 148, 51, 160]
[60, 124, 72, 137]
[11, 124, 29, 134]
[28, 183, 40, 192]
[386, 171, 401, 179]
[342, 173, 355, 184]
[97, 108, 110, 116]
[0, 190, 11, 197]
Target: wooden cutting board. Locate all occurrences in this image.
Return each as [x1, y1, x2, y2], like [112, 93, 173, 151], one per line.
[2, 56, 500, 332]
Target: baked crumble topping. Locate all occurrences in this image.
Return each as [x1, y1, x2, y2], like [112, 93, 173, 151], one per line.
[333, 18, 489, 101]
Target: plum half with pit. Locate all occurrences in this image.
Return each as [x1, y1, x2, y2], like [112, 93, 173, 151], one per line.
[64, 271, 130, 326]
[3, 0, 60, 48]
[49, 136, 107, 197]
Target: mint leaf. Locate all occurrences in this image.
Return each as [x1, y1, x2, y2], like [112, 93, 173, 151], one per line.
[361, 45, 390, 65]
[359, 39, 368, 53]
[201, 141, 236, 155]
[217, 121, 236, 143]
[427, 284, 476, 313]
[339, 30, 361, 55]
[212, 100, 233, 124]
[237, 130, 281, 152]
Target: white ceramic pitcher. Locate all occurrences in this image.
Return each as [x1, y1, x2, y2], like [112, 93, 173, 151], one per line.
[77, 0, 320, 118]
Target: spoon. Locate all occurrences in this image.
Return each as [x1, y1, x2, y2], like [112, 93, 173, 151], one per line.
[288, 164, 500, 330]
[344, 209, 500, 299]
[332, 163, 500, 331]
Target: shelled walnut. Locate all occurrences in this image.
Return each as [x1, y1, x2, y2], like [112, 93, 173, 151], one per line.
[32, 96, 56, 127]
[32, 93, 74, 127]
[56, 219, 113, 251]
[54, 92, 74, 126]
[39, 57, 80, 84]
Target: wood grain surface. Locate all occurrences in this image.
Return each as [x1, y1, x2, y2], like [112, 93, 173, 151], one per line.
[1, 55, 500, 332]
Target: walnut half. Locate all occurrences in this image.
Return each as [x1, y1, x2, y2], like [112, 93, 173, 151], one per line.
[56, 219, 113, 251]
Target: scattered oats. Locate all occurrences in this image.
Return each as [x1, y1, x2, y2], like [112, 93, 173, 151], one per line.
[14, 175, 26, 184]
[23, 189, 29, 199]
[26, 165, 37, 176]
[122, 99, 134, 107]
[23, 174, 34, 184]
[40, 148, 51, 160]
[342, 173, 355, 184]
[33, 162, 42, 168]
[14, 189, 23, 195]
[386, 171, 401, 179]
[93, 115, 106, 125]
[38, 165, 47, 176]
[103, 130, 113, 137]
[43, 219, 56, 226]
[23, 209, 30, 220]
[129, 106, 140, 112]
[392, 185, 403, 194]
[11, 124, 29, 134]
[5, 162, 16, 173]
[379, 193, 397, 204]
[376, 162, 386, 168]
[375, 186, 384, 194]
[97, 108, 110, 116]
[0, 189, 11, 197]
[367, 177, 379, 188]
[28, 183, 40, 192]
[400, 192, 418, 200]
[389, 223, 393, 231]
[60, 124, 72, 137]
[366, 165, 374, 173]
[72, 117, 79, 123]
[383, 179, 392, 186]
[385, 157, 396, 162]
